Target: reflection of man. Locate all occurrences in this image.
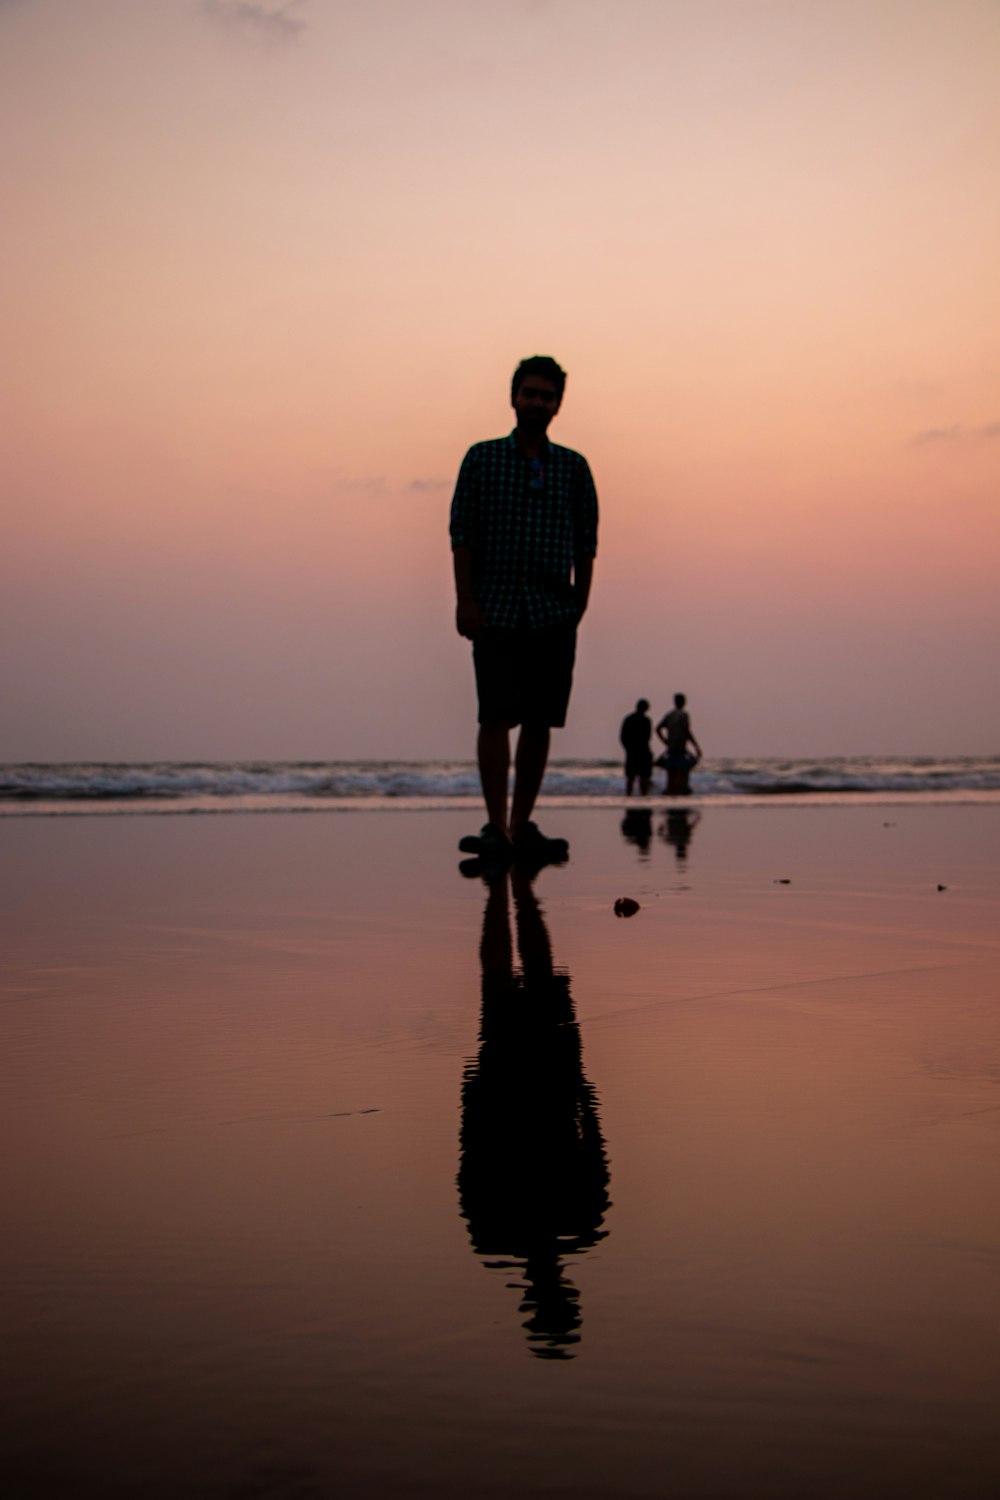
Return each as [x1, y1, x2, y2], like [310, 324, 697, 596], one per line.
[656, 693, 702, 795]
[450, 356, 599, 867]
[621, 807, 653, 856]
[620, 698, 653, 796]
[660, 808, 701, 861]
[458, 869, 611, 1360]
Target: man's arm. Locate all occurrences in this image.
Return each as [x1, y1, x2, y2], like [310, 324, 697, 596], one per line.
[450, 446, 483, 639]
[453, 546, 484, 639]
[571, 455, 598, 620]
[687, 728, 703, 761]
[573, 554, 594, 618]
[655, 715, 669, 746]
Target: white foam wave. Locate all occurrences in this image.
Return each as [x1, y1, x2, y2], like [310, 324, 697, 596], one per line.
[2, 757, 1000, 813]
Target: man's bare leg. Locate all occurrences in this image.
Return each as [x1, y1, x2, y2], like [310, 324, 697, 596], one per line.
[509, 724, 550, 838]
[477, 722, 511, 834]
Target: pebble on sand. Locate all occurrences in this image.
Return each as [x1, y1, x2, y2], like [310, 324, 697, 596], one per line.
[614, 898, 640, 918]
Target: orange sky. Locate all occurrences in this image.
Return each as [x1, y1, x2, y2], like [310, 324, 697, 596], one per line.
[2, 0, 998, 758]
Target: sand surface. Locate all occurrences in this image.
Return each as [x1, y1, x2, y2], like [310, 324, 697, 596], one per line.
[3, 803, 1000, 1499]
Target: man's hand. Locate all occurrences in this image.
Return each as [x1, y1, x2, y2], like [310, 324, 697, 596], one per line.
[452, 548, 482, 638]
[456, 595, 484, 639]
[573, 554, 594, 620]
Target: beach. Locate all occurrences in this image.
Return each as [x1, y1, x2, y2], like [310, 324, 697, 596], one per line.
[3, 801, 1000, 1499]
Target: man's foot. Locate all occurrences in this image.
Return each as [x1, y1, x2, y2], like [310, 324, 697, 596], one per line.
[457, 822, 514, 859]
[511, 821, 569, 869]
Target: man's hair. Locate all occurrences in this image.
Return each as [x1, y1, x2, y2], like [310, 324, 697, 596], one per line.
[674, 693, 686, 707]
[511, 355, 567, 401]
[636, 699, 650, 712]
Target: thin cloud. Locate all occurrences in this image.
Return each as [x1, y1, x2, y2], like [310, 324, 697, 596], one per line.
[911, 421, 1000, 446]
[409, 478, 449, 494]
[202, 0, 306, 41]
[335, 474, 386, 497]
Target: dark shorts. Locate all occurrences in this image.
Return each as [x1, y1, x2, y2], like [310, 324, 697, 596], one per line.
[657, 748, 695, 770]
[473, 623, 578, 728]
[625, 749, 653, 780]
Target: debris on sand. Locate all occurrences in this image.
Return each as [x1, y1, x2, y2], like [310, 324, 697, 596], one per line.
[614, 898, 640, 918]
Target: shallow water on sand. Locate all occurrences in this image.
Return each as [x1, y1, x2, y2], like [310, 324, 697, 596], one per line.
[2, 806, 1000, 1499]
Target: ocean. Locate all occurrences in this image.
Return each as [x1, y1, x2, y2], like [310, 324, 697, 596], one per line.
[2, 756, 999, 815]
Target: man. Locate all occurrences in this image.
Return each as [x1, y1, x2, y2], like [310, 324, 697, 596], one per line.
[655, 693, 702, 796]
[450, 355, 598, 864]
[619, 698, 653, 796]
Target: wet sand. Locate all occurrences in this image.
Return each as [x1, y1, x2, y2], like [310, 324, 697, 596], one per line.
[2, 804, 1000, 1499]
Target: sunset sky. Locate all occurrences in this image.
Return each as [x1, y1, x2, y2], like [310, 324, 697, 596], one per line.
[3, 0, 998, 760]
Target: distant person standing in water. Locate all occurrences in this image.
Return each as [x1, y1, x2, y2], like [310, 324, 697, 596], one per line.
[620, 699, 653, 796]
[656, 693, 702, 795]
[450, 356, 599, 867]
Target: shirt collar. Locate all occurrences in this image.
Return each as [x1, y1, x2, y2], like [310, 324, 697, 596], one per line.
[508, 429, 552, 459]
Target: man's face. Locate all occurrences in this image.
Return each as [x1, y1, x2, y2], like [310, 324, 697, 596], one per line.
[512, 375, 562, 433]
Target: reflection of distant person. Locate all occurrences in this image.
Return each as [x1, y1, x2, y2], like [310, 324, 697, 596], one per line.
[621, 807, 653, 857]
[620, 698, 653, 796]
[659, 808, 701, 861]
[458, 868, 611, 1360]
[656, 693, 702, 795]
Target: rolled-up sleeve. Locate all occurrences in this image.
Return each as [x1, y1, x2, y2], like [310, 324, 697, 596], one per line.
[573, 456, 598, 558]
[449, 446, 480, 550]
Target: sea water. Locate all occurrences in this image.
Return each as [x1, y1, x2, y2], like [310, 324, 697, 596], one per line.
[2, 755, 1000, 815]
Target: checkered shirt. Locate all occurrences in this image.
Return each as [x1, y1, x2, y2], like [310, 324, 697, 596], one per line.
[449, 432, 599, 629]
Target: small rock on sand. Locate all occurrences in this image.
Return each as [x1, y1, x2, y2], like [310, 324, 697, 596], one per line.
[614, 898, 640, 918]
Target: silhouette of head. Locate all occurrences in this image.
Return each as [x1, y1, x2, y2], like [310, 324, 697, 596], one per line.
[636, 699, 649, 713]
[674, 693, 686, 708]
[511, 355, 567, 402]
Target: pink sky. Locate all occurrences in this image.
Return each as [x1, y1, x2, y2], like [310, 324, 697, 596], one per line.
[2, 0, 998, 758]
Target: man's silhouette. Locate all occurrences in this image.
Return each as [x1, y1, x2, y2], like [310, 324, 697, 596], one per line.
[620, 698, 653, 796]
[458, 868, 611, 1359]
[656, 693, 702, 795]
[450, 356, 598, 866]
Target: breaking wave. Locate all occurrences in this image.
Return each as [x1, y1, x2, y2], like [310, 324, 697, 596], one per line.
[2, 757, 999, 815]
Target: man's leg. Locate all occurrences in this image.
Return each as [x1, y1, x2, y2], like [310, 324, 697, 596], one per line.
[477, 721, 511, 833]
[510, 723, 550, 837]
